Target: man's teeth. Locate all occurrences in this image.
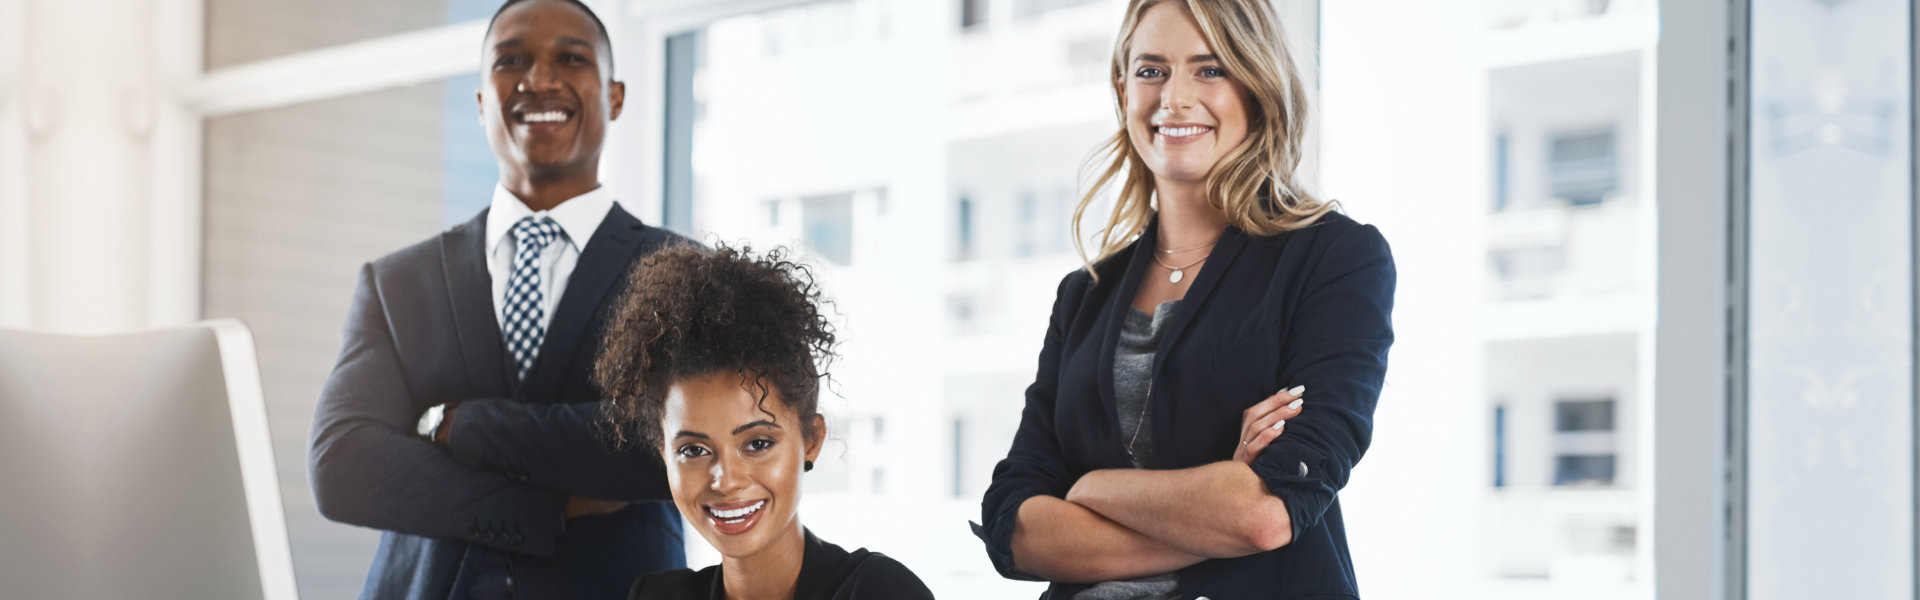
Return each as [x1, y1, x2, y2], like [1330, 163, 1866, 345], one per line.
[711, 500, 765, 519]
[1158, 126, 1207, 137]
[522, 111, 568, 123]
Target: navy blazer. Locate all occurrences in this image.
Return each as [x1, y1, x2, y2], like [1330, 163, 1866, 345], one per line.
[977, 211, 1395, 599]
[310, 205, 688, 599]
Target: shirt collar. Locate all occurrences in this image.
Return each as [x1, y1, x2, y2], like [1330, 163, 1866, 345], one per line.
[485, 184, 617, 255]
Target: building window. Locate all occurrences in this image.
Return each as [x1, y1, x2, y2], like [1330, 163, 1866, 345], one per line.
[1013, 0, 1103, 20]
[955, 195, 976, 260]
[1492, 404, 1507, 488]
[802, 193, 854, 266]
[952, 418, 967, 498]
[1552, 398, 1617, 487]
[1493, 133, 1510, 211]
[960, 0, 988, 29]
[1546, 128, 1618, 206]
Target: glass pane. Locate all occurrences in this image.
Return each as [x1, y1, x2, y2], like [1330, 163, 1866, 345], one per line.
[201, 76, 496, 599]
[1325, 0, 1656, 597]
[205, 0, 502, 69]
[1746, 0, 1914, 596]
[677, 0, 1121, 595]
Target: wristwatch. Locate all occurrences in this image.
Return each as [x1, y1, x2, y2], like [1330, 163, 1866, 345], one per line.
[417, 403, 450, 442]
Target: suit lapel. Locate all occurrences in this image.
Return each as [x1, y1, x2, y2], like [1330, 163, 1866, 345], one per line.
[440, 210, 514, 399]
[519, 204, 663, 402]
[1094, 219, 1157, 454]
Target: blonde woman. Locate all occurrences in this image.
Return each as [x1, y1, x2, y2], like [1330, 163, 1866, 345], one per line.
[973, 1, 1395, 598]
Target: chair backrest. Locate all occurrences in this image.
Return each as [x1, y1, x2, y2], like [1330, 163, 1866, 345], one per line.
[0, 320, 296, 600]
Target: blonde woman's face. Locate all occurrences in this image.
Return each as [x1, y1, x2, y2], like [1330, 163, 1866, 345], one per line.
[1121, 2, 1250, 188]
[660, 371, 823, 562]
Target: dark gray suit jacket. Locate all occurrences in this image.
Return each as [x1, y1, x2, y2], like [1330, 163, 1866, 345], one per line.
[310, 204, 689, 599]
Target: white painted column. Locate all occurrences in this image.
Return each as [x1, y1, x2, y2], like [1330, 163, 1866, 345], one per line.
[21, 0, 156, 332]
[0, 0, 30, 328]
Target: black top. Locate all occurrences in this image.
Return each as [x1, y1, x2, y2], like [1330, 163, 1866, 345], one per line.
[630, 529, 933, 600]
[974, 212, 1396, 599]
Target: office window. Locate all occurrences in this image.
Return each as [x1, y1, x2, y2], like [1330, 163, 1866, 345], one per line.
[1556, 398, 1615, 432]
[1546, 129, 1618, 206]
[952, 418, 967, 498]
[802, 193, 854, 266]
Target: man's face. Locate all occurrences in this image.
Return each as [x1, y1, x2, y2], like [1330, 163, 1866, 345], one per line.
[478, 0, 625, 178]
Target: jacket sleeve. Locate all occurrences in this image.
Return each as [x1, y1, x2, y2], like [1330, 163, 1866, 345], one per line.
[308, 262, 570, 557]
[973, 272, 1085, 581]
[444, 396, 670, 501]
[1250, 223, 1396, 539]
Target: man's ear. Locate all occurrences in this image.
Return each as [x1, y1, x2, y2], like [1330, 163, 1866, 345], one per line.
[804, 414, 826, 462]
[608, 80, 626, 121]
[476, 88, 486, 126]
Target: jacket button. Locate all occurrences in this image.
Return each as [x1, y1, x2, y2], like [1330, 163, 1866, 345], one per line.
[1196, 596, 1211, 600]
[1298, 461, 1309, 477]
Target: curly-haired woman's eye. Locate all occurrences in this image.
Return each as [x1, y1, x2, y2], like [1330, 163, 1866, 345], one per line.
[744, 438, 776, 453]
[676, 444, 711, 459]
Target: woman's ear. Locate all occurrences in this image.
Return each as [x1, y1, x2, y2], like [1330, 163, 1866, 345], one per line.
[804, 414, 826, 463]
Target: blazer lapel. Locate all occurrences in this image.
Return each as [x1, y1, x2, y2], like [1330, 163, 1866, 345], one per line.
[1094, 218, 1159, 457]
[519, 204, 663, 402]
[440, 209, 514, 399]
[1146, 223, 1250, 434]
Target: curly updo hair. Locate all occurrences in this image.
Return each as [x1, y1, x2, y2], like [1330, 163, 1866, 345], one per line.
[595, 242, 837, 452]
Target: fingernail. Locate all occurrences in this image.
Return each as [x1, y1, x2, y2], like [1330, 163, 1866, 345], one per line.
[1271, 419, 1286, 430]
[1287, 385, 1306, 396]
[1286, 398, 1303, 411]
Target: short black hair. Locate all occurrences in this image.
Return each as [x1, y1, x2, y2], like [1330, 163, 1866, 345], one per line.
[485, 0, 616, 75]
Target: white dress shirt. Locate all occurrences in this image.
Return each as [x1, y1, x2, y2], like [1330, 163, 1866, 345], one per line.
[485, 184, 618, 334]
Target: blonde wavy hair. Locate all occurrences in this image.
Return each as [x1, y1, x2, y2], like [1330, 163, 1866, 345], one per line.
[1075, 0, 1333, 273]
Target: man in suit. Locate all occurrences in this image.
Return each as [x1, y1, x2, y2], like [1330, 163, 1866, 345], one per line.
[309, 1, 688, 597]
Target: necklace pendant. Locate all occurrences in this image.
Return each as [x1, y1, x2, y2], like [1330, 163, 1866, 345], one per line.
[1169, 269, 1184, 284]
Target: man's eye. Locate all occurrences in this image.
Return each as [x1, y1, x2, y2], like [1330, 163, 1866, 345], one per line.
[495, 56, 525, 67]
[560, 54, 588, 64]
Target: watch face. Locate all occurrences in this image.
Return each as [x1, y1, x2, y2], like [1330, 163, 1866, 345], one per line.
[417, 405, 443, 437]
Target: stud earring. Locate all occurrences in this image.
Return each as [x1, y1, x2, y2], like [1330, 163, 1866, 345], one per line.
[804, 460, 815, 472]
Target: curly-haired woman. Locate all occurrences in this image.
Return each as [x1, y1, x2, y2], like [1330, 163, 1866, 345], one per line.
[974, 0, 1397, 598]
[595, 243, 933, 600]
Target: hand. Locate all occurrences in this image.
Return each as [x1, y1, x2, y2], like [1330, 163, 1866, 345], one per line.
[1232, 386, 1305, 465]
[564, 496, 629, 519]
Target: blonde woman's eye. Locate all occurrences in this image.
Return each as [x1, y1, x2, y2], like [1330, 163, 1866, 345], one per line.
[1136, 67, 1165, 79]
[1200, 67, 1227, 78]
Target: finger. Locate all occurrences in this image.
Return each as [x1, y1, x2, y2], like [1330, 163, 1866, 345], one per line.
[1243, 384, 1307, 419]
[1243, 420, 1287, 456]
[1243, 404, 1290, 441]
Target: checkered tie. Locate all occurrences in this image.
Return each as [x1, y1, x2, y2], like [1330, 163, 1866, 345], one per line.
[503, 216, 563, 381]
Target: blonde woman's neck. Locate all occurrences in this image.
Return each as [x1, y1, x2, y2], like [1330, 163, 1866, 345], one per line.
[1153, 184, 1230, 250]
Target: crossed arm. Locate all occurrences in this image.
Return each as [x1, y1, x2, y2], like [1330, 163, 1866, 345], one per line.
[1009, 390, 1304, 582]
[309, 263, 642, 557]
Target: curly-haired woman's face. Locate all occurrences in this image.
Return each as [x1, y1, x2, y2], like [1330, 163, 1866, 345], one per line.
[1122, 2, 1250, 189]
[660, 371, 824, 561]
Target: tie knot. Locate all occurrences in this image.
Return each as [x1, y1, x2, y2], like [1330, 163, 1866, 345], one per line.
[513, 216, 562, 249]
